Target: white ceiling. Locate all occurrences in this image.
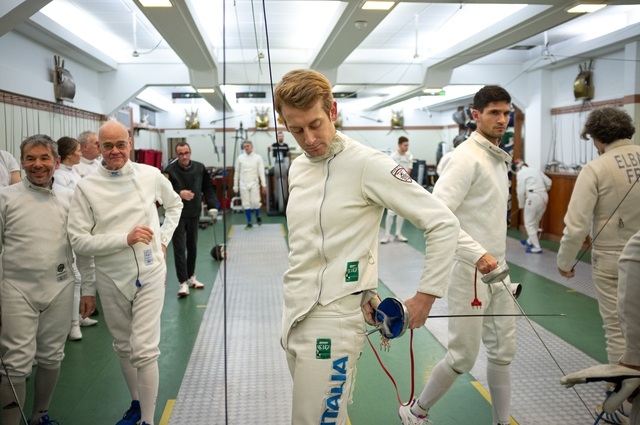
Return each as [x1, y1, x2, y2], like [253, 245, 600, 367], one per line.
[6, 0, 640, 115]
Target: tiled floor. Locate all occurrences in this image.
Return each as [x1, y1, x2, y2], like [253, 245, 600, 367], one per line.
[167, 221, 608, 424]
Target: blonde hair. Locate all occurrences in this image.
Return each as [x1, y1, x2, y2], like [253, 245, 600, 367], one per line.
[274, 69, 334, 126]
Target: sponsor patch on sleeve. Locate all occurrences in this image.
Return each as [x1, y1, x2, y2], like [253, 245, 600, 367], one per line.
[390, 165, 413, 183]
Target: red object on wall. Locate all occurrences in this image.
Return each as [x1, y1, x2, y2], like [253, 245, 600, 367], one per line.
[136, 149, 162, 170]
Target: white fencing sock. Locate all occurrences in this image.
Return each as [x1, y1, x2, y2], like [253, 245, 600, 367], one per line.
[395, 216, 405, 236]
[415, 359, 460, 414]
[137, 362, 159, 425]
[118, 356, 139, 401]
[1, 376, 26, 425]
[384, 212, 394, 237]
[31, 365, 60, 422]
[487, 361, 511, 425]
[72, 282, 81, 322]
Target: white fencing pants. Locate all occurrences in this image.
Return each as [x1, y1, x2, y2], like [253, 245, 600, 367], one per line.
[285, 294, 365, 425]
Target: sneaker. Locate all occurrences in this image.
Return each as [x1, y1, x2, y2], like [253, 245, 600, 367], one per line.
[526, 247, 542, 254]
[595, 404, 629, 424]
[257, 216, 262, 226]
[398, 399, 428, 424]
[381, 235, 391, 244]
[520, 239, 533, 248]
[27, 413, 59, 425]
[79, 317, 98, 327]
[395, 234, 408, 242]
[116, 400, 141, 425]
[245, 223, 253, 230]
[90, 307, 99, 317]
[188, 275, 204, 289]
[68, 322, 82, 341]
[177, 282, 190, 297]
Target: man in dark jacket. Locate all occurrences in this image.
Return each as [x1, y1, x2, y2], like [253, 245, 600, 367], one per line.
[163, 142, 218, 297]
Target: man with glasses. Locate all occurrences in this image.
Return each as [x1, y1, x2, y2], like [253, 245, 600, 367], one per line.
[163, 142, 219, 298]
[68, 120, 182, 425]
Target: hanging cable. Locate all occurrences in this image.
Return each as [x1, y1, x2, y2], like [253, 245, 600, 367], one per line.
[259, 0, 288, 212]
[221, 2, 229, 424]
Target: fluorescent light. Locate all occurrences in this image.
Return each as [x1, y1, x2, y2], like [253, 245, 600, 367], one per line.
[423, 88, 443, 94]
[139, 0, 172, 7]
[362, 1, 395, 11]
[197, 88, 215, 94]
[567, 4, 606, 13]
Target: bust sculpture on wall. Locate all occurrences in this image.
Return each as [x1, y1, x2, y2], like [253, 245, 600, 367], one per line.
[574, 60, 595, 101]
[53, 55, 76, 103]
[391, 110, 404, 129]
[185, 109, 200, 129]
[255, 107, 269, 130]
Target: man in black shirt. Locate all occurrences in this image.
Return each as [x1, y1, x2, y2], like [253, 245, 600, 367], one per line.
[268, 131, 290, 210]
[163, 142, 218, 297]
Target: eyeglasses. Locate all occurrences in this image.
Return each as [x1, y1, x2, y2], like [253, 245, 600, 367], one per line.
[101, 142, 128, 151]
[177, 151, 191, 156]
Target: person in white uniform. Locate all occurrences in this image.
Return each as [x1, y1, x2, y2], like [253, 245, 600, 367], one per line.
[54, 136, 98, 341]
[274, 69, 460, 425]
[557, 106, 640, 423]
[617, 229, 640, 425]
[0, 134, 95, 425]
[0, 149, 20, 187]
[400, 85, 516, 425]
[381, 136, 413, 244]
[233, 140, 266, 229]
[74, 130, 101, 178]
[68, 120, 183, 425]
[512, 159, 552, 254]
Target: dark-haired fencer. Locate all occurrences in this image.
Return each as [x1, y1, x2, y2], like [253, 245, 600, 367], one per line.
[557, 106, 640, 422]
[163, 141, 219, 298]
[381, 136, 413, 244]
[400, 85, 516, 425]
[274, 68, 459, 425]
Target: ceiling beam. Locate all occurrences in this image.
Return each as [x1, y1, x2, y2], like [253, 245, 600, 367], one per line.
[134, 0, 231, 111]
[0, 0, 51, 37]
[366, 2, 583, 110]
[310, 0, 397, 75]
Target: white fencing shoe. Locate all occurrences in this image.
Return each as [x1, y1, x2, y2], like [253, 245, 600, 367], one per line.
[398, 399, 429, 425]
[68, 322, 82, 341]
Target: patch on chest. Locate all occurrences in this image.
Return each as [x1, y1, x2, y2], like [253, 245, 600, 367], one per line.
[390, 165, 412, 183]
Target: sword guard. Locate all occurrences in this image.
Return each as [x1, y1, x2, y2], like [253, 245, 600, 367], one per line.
[481, 264, 510, 284]
[373, 297, 409, 339]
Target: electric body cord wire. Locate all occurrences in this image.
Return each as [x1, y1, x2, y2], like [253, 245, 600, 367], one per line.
[365, 330, 416, 406]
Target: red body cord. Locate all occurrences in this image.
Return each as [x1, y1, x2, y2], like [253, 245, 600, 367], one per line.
[366, 329, 415, 406]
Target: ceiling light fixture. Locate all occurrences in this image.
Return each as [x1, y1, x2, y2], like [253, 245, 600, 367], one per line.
[354, 20, 368, 30]
[197, 88, 215, 94]
[423, 88, 444, 95]
[361, 1, 395, 11]
[139, 0, 172, 7]
[567, 3, 606, 13]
